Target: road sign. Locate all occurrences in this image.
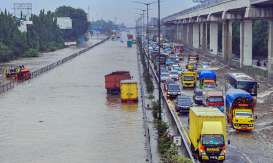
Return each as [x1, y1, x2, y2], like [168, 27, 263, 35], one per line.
[173, 136, 182, 146]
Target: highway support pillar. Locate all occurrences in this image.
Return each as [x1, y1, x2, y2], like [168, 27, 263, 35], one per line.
[187, 23, 193, 47]
[179, 24, 183, 43]
[183, 24, 187, 44]
[223, 20, 233, 64]
[210, 22, 218, 55]
[268, 20, 273, 79]
[200, 23, 207, 50]
[193, 23, 200, 48]
[240, 20, 253, 67]
[176, 23, 179, 42]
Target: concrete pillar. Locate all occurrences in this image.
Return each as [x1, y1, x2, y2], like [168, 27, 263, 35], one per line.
[222, 21, 233, 63]
[210, 22, 218, 55]
[268, 20, 273, 78]
[241, 20, 253, 66]
[193, 23, 200, 48]
[200, 23, 207, 50]
[183, 24, 187, 43]
[176, 23, 179, 42]
[188, 24, 193, 46]
[186, 24, 190, 44]
[179, 24, 183, 42]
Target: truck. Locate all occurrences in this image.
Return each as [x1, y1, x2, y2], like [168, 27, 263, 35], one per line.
[180, 71, 197, 88]
[189, 107, 227, 162]
[203, 90, 224, 112]
[104, 71, 131, 95]
[120, 80, 138, 103]
[226, 89, 255, 131]
[198, 70, 217, 89]
[5, 66, 31, 81]
[127, 34, 134, 48]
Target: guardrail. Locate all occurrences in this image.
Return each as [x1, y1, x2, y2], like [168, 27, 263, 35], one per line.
[0, 36, 110, 94]
[142, 49, 196, 162]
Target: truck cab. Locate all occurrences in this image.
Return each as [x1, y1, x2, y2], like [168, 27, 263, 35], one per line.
[199, 70, 217, 89]
[226, 89, 255, 131]
[203, 90, 224, 112]
[180, 71, 197, 88]
[189, 107, 227, 162]
[199, 122, 226, 161]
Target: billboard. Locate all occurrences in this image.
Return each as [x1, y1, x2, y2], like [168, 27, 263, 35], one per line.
[57, 17, 72, 29]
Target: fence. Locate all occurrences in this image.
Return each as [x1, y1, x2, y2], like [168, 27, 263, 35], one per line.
[0, 36, 109, 94]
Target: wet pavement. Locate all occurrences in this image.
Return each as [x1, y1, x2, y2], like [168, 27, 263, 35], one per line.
[0, 39, 146, 163]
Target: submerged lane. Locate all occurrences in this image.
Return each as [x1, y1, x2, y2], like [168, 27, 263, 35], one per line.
[0, 40, 145, 163]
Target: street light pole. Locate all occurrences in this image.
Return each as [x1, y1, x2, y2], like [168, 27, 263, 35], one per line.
[133, 1, 155, 73]
[157, 0, 161, 120]
[146, 4, 150, 73]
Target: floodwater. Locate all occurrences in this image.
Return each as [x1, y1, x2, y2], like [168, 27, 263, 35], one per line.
[0, 39, 145, 163]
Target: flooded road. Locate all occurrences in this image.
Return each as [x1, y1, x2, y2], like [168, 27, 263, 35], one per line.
[0, 40, 145, 163]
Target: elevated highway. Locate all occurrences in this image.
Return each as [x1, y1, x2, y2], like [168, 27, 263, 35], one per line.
[162, 0, 273, 78]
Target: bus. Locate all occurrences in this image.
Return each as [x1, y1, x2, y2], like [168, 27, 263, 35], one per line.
[225, 73, 258, 101]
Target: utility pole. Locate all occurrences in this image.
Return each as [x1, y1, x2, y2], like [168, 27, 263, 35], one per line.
[146, 4, 150, 73]
[157, 0, 161, 120]
[133, 1, 155, 73]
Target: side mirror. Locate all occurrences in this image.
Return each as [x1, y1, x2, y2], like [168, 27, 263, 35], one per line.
[228, 140, 231, 145]
[254, 115, 258, 120]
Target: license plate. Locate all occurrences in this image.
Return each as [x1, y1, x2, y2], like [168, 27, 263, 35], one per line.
[210, 156, 218, 159]
[207, 148, 219, 152]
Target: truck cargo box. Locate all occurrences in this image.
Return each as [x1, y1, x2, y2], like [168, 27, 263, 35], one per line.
[120, 80, 138, 102]
[105, 71, 131, 94]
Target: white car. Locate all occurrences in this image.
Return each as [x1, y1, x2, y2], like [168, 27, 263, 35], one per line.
[169, 71, 179, 81]
[160, 72, 169, 82]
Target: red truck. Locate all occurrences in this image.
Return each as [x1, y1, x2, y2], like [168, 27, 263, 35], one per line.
[104, 71, 131, 95]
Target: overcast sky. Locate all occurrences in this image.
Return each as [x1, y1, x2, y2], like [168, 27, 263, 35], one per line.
[1, 0, 195, 26]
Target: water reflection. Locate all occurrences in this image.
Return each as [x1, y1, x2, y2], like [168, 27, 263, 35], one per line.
[105, 95, 120, 107]
[106, 94, 138, 112]
[121, 103, 138, 112]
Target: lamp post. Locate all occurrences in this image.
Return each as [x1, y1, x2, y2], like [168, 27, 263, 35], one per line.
[157, 0, 161, 120]
[133, 1, 155, 73]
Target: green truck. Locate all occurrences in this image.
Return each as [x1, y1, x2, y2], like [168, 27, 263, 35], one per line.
[189, 107, 228, 162]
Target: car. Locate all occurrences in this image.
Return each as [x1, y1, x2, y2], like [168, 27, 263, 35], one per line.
[166, 83, 181, 99]
[160, 72, 169, 82]
[164, 79, 175, 91]
[193, 88, 203, 105]
[169, 71, 179, 81]
[171, 65, 183, 74]
[175, 95, 193, 114]
[165, 58, 174, 66]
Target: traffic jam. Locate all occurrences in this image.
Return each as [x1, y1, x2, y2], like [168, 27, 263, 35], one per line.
[146, 40, 258, 162]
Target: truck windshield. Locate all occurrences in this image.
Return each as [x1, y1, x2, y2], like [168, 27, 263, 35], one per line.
[208, 96, 223, 103]
[184, 76, 194, 81]
[202, 135, 224, 146]
[235, 112, 252, 118]
[204, 83, 216, 88]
